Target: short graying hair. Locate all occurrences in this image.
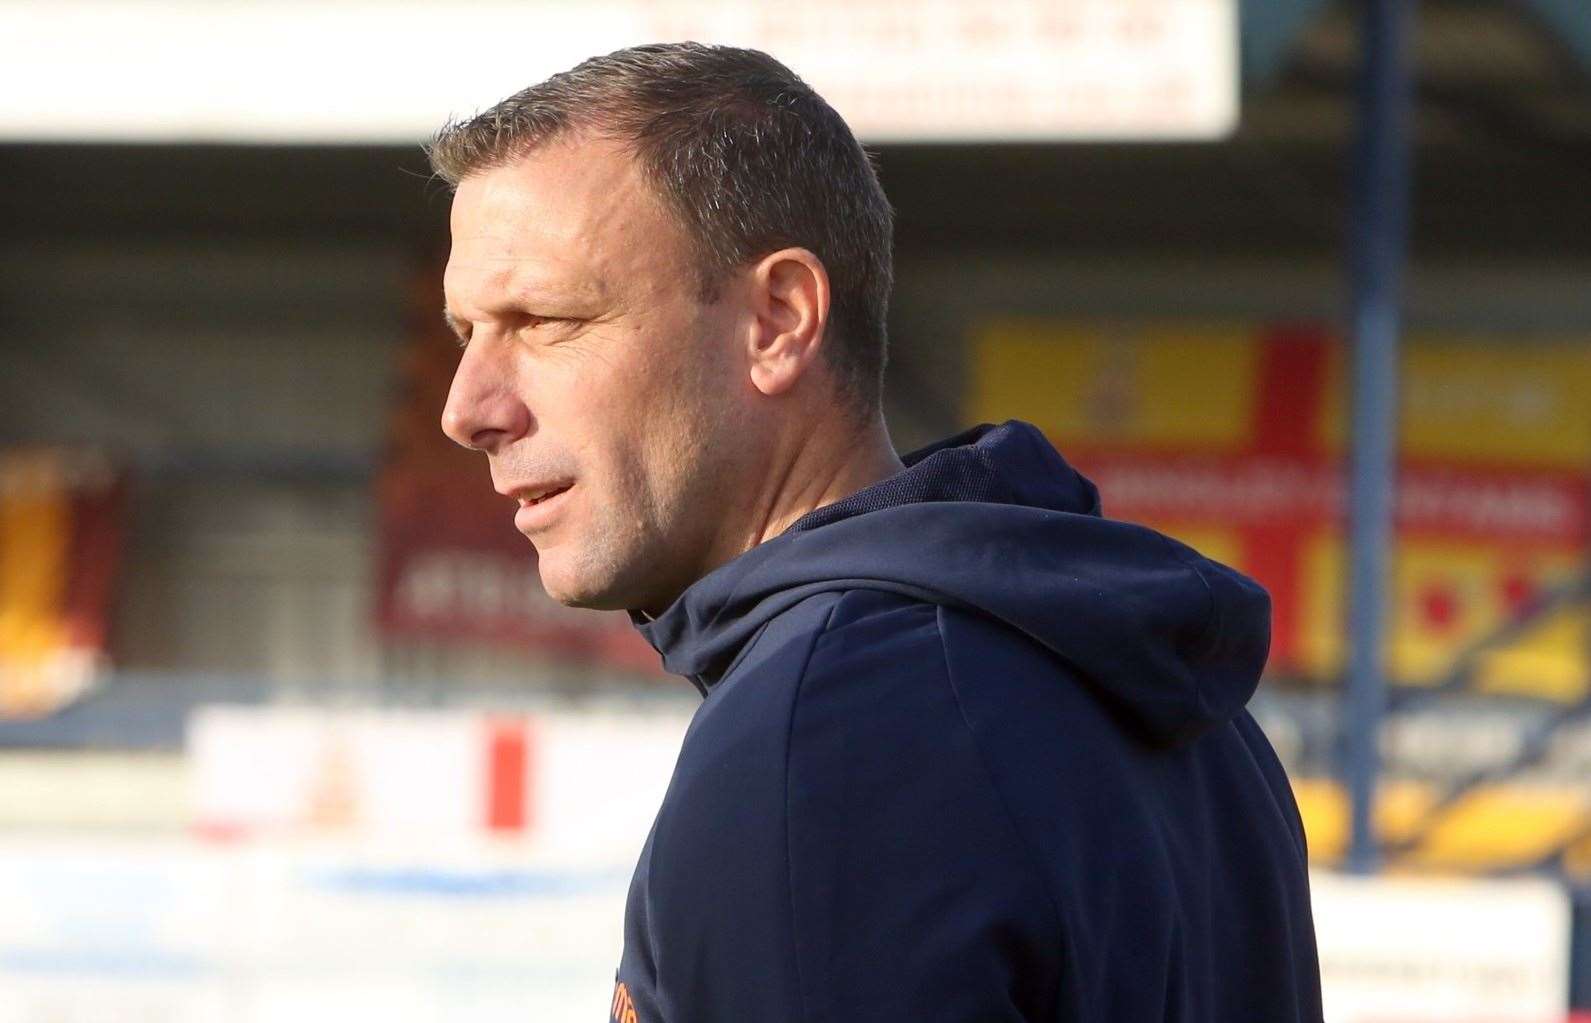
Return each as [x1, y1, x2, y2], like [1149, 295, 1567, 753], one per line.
[427, 42, 895, 418]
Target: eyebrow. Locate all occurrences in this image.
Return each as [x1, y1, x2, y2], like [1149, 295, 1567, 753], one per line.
[439, 267, 609, 342]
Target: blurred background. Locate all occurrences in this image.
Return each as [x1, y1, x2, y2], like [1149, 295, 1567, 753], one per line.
[0, 0, 1587, 1020]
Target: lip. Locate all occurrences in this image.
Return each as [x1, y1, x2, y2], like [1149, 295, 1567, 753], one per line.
[511, 482, 573, 534]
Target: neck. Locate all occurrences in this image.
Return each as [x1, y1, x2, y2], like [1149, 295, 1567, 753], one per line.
[637, 411, 903, 619]
[748, 413, 904, 548]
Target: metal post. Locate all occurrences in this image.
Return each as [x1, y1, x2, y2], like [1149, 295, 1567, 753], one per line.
[1343, 0, 1413, 876]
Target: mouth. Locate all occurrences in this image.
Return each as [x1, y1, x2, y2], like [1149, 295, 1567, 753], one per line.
[514, 482, 573, 508]
[510, 481, 574, 533]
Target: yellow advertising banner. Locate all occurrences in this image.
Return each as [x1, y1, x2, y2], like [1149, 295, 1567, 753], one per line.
[0, 450, 124, 718]
[971, 321, 1590, 700]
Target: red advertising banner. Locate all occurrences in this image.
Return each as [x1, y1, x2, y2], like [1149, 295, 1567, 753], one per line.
[374, 464, 655, 669]
[373, 282, 656, 672]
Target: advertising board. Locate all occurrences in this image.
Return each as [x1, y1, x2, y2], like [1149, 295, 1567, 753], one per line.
[972, 322, 1591, 699]
[3, 0, 1238, 143]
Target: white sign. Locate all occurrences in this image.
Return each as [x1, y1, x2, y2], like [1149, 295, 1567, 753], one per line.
[189, 705, 689, 853]
[1311, 872, 1572, 1023]
[1, 0, 1237, 143]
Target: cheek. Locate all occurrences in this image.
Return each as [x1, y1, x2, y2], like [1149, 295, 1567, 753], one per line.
[553, 363, 678, 519]
[537, 348, 639, 455]
[566, 307, 737, 503]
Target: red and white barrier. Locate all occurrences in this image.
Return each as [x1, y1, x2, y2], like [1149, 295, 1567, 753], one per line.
[188, 705, 689, 855]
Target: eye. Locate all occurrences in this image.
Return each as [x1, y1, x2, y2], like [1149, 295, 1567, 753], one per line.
[517, 315, 577, 341]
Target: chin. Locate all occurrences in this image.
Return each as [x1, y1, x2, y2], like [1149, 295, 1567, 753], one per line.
[537, 575, 613, 611]
[535, 529, 684, 614]
[535, 557, 632, 612]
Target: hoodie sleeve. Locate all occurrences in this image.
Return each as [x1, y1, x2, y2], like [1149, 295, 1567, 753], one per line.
[633, 591, 1058, 1023]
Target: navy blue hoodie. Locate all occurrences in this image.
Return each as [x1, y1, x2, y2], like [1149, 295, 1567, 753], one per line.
[613, 421, 1322, 1022]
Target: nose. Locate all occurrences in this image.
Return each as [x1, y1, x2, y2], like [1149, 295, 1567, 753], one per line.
[440, 339, 532, 454]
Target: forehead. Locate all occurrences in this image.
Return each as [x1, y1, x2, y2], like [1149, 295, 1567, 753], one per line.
[444, 135, 682, 313]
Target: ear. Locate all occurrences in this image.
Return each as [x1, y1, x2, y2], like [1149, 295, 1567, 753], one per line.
[745, 247, 830, 398]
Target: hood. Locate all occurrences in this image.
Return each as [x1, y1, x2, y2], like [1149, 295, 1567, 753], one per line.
[634, 421, 1271, 745]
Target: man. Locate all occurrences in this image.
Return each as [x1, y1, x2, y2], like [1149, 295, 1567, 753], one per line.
[433, 42, 1322, 1023]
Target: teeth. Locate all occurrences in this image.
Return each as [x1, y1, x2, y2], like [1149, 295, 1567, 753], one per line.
[522, 484, 566, 505]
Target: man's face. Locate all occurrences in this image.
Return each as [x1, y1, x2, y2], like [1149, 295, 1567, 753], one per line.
[441, 135, 753, 612]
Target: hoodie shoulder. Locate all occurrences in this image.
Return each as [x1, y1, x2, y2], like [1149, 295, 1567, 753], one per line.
[784, 589, 1060, 1019]
[634, 588, 1058, 1021]
[636, 590, 844, 1022]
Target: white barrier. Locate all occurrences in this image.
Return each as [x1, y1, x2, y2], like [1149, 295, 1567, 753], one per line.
[189, 705, 690, 856]
[1313, 872, 1572, 1023]
[0, 704, 698, 1023]
[0, 708, 1576, 1022]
